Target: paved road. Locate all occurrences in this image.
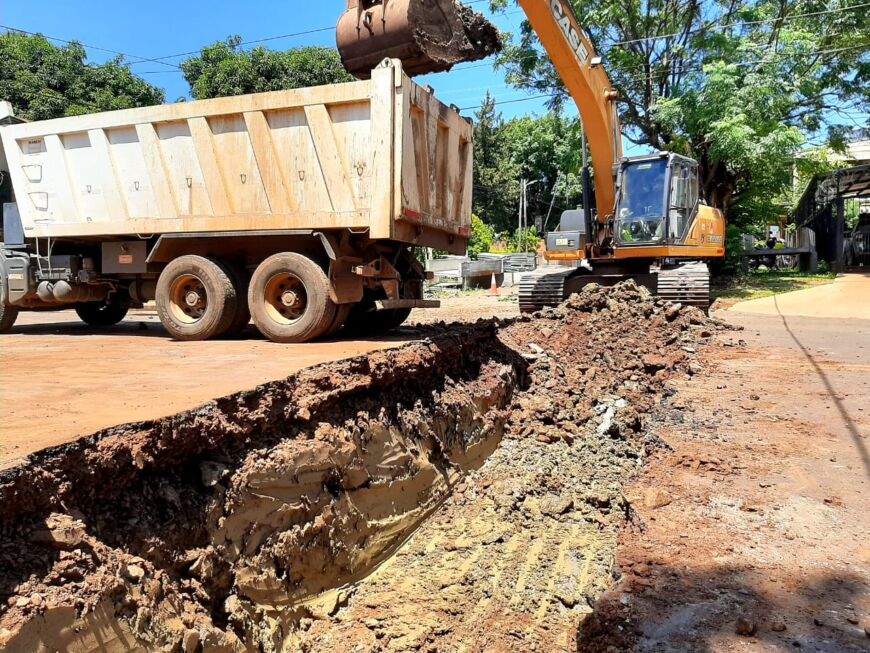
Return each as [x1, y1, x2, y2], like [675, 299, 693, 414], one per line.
[0, 292, 519, 469]
[727, 272, 870, 320]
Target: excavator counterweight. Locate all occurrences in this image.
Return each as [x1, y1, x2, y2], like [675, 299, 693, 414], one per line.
[336, 0, 501, 79]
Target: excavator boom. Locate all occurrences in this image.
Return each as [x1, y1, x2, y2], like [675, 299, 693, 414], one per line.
[333, 1, 726, 312]
[516, 0, 622, 221]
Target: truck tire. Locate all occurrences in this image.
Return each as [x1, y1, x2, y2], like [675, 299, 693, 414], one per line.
[156, 255, 238, 341]
[75, 299, 129, 327]
[0, 274, 19, 334]
[248, 253, 336, 343]
[324, 303, 353, 338]
[223, 263, 252, 337]
[343, 292, 412, 336]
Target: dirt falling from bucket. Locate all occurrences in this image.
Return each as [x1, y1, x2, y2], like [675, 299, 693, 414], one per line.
[0, 282, 728, 652]
[338, 0, 502, 78]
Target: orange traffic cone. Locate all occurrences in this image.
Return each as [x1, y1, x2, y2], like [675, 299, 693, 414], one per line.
[489, 273, 499, 296]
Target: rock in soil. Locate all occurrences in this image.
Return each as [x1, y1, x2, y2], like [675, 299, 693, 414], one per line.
[735, 617, 758, 636]
[0, 282, 724, 652]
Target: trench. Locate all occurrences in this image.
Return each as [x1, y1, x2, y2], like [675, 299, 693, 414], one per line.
[0, 283, 721, 653]
[0, 323, 528, 652]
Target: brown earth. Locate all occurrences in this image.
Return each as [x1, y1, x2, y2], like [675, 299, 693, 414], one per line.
[338, 0, 501, 78]
[0, 283, 719, 652]
[2, 284, 867, 653]
[579, 310, 870, 652]
[0, 293, 519, 469]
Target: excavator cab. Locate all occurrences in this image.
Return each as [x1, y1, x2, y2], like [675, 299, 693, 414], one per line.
[614, 153, 700, 247]
[336, 0, 501, 79]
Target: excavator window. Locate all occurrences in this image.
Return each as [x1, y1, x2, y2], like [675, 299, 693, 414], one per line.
[615, 159, 668, 245]
[668, 164, 699, 242]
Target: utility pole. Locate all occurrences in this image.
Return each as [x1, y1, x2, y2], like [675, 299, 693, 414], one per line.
[518, 178, 525, 251]
[522, 179, 528, 252]
[544, 172, 562, 233]
[580, 119, 594, 237]
[522, 180, 541, 253]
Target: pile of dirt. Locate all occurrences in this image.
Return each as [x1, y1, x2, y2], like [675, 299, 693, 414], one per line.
[402, 0, 502, 72]
[0, 282, 726, 652]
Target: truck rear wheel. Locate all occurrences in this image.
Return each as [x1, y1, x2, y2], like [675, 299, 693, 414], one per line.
[75, 299, 129, 327]
[156, 255, 238, 341]
[324, 303, 353, 338]
[0, 274, 19, 334]
[248, 253, 336, 343]
[222, 263, 252, 337]
[343, 291, 412, 335]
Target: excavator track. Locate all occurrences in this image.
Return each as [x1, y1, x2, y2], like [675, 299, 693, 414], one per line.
[519, 262, 711, 314]
[518, 267, 575, 313]
[657, 262, 711, 310]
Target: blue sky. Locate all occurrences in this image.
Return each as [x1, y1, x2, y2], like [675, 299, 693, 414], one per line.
[0, 0, 560, 119]
[13, 2, 863, 156]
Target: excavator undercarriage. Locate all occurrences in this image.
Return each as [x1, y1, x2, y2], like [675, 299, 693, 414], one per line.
[518, 262, 711, 314]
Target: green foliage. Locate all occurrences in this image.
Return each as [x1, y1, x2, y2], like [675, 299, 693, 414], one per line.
[0, 32, 164, 120]
[473, 93, 521, 232]
[845, 201, 861, 229]
[472, 92, 587, 233]
[508, 226, 541, 254]
[489, 0, 870, 234]
[712, 268, 836, 302]
[468, 214, 495, 259]
[181, 37, 353, 100]
[719, 224, 748, 275]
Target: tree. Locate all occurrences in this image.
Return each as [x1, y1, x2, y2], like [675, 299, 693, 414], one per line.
[0, 32, 164, 120]
[473, 93, 522, 232]
[181, 37, 354, 100]
[468, 214, 495, 258]
[472, 92, 587, 233]
[489, 0, 870, 227]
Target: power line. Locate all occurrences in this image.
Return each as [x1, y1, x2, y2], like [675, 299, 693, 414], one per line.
[454, 1, 870, 73]
[610, 1, 870, 47]
[458, 40, 869, 114]
[129, 26, 337, 66]
[0, 24, 182, 70]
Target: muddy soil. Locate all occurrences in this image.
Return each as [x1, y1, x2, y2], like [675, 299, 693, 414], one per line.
[399, 0, 501, 71]
[340, 0, 501, 78]
[0, 283, 723, 652]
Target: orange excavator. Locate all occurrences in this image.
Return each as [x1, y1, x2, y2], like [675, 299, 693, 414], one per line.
[335, 0, 726, 310]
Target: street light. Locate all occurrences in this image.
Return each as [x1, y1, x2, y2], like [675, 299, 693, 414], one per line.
[519, 179, 542, 253]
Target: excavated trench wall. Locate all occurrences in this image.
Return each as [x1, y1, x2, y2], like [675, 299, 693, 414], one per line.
[0, 324, 526, 653]
[0, 283, 724, 653]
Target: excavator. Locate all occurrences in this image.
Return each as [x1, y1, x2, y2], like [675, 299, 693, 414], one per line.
[335, 0, 726, 310]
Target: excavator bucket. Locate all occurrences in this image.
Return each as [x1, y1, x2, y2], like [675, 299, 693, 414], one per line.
[337, 0, 501, 79]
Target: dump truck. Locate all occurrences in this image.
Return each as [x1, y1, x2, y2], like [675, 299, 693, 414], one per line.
[0, 59, 473, 342]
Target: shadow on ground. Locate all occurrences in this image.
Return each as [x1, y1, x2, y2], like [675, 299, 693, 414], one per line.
[5, 320, 430, 344]
[576, 563, 869, 652]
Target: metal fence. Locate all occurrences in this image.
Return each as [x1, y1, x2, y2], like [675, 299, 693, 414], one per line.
[791, 164, 870, 271]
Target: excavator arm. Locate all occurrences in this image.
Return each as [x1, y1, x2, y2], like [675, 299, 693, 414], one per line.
[337, 0, 620, 222]
[334, 1, 725, 313]
[516, 0, 622, 223]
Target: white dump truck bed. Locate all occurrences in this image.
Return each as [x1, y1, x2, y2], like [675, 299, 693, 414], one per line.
[0, 60, 472, 248]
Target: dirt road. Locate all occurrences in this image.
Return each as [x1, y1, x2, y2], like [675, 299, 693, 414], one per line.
[2, 278, 867, 651]
[0, 292, 519, 469]
[584, 299, 870, 650]
[725, 271, 870, 319]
